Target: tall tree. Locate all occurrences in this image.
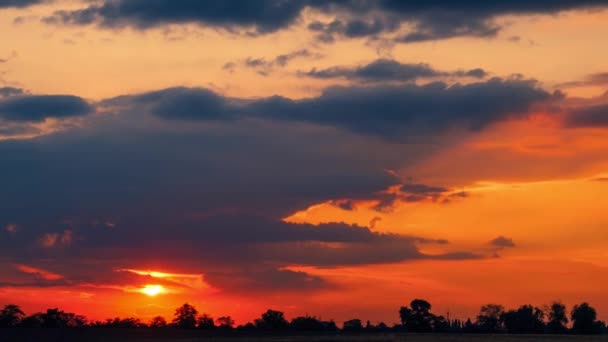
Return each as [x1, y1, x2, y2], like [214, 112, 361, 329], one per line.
[546, 302, 568, 333]
[501, 305, 545, 334]
[399, 299, 435, 332]
[476, 304, 504, 333]
[149, 316, 167, 328]
[173, 303, 198, 329]
[197, 314, 215, 330]
[571, 302, 600, 334]
[255, 309, 289, 330]
[0, 304, 25, 327]
[217, 316, 235, 330]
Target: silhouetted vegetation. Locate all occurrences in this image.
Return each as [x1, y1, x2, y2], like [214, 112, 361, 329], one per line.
[1, 299, 607, 336]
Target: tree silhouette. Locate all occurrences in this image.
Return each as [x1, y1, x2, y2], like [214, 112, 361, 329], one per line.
[546, 302, 568, 333]
[342, 319, 363, 332]
[476, 304, 504, 333]
[149, 316, 167, 328]
[217, 316, 235, 330]
[571, 302, 600, 334]
[0, 304, 25, 327]
[290, 316, 325, 331]
[501, 305, 545, 334]
[172, 303, 198, 329]
[1, 299, 607, 335]
[255, 309, 289, 330]
[97, 317, 143, 328]
[399, 299, 434, 332]
[197, 313, 215, 330]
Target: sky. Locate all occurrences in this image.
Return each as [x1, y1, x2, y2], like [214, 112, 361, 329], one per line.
[1, 0, 608, 325]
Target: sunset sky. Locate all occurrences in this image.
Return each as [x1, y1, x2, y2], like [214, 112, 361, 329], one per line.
[1, 0, 608, 325]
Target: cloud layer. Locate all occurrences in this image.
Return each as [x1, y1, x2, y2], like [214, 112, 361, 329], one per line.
[44, 1, 608, 43]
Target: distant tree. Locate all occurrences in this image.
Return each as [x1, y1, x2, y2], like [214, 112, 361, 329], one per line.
[255, 309, 289, 330]
[36, 308, 87, 328]
[102, 317, 143, 328]
[216, 316, 235, 330]
[571, 302, 601, 334]
[237, 322, 256, 332]
[149, 316, 167, 328]
[342, 319, 363, 332]
[0, 304, 25, 327]
[432, 315, 450, 333]
[476, 304, 504, 333]
[376, 322, 389, 332]
[173, 303, 198, 329]
[462, 318, 477, 333]
[399, 299, 434, 332]
[546, 302, 568, 333]
[20, 313, 44, 328]
[290, 316, 325, 331]
[501, 305, 545, 334]
[197, 314, 215, 330]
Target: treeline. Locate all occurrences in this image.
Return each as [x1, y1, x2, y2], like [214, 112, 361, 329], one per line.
[1, 299, 607, 335]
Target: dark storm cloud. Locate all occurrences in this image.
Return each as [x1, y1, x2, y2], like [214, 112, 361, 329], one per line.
[0, 77, 546, 292]
[0, 0, 45, 8]
[0, 213, 475, 292]
[565, 103, 608, 127]
[108, 78, 553, 140]
[42, 1, 608, 42]
[490, 236, 516, 248]
[0, 94, 93, 122]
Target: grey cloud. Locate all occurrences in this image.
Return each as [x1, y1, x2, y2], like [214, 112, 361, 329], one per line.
[0, 86, 25, 98]
[0, 0, 45, 8]
[0, 94, 93, 122]
[300, 59, 486, 82]
[41, 1, 608, 43]
[490, 236, 516, 248]
[565, 103, 608, 127]
[109, 78, 553, 141]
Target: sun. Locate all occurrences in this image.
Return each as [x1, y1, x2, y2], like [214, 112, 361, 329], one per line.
[140, 284, 163, 296]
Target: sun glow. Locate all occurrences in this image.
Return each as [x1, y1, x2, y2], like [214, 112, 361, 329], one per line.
[140, 284, 163, 296]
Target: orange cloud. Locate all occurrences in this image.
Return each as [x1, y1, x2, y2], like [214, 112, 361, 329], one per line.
[15, 264, 63, 281]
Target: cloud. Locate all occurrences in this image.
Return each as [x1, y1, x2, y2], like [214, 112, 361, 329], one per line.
[0, 94, 93, 122]
[107, 78, 553, 141]
[0, 86, 25, 98]
[39, 230, 72, 248]
[565, 103, 608, 127]
[490, 236, 516, 248]
[226, 49, 322, 76]
[0, 0, 45, 8]
[15, 264, 63, 281]
[42, 1, 608, 43]
[105, 87, 237, 121]
[299, 59, 487, 82]
[558, 72, 608, 88]
[309, 1, 608, 43]
[0, 77, 547, 294]
[44, 0, 310, 33]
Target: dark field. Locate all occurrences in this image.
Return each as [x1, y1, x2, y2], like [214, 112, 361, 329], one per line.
[2, 330, 608, 342]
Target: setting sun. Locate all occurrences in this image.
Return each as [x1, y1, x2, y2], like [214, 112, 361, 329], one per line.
[140, 285, 163, 297]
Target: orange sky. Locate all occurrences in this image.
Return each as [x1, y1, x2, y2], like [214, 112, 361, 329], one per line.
[1, 0, 608, 326]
